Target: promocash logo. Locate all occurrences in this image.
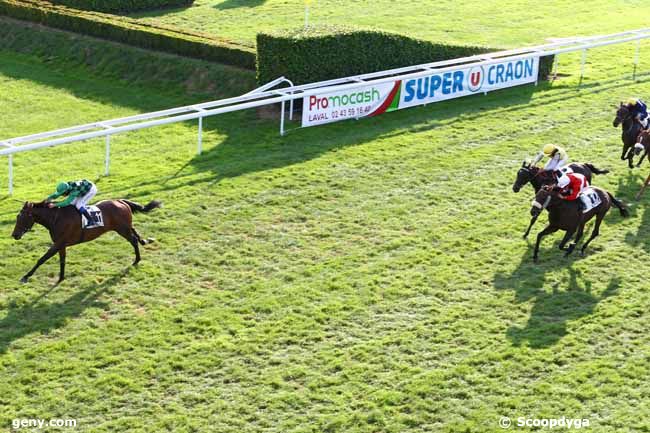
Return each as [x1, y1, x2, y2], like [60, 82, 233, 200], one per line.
[308, 88, 381, 110]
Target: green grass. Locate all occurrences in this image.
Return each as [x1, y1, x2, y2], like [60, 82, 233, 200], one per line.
[129, 0, 650, 48]
[2, 19, 650, 433]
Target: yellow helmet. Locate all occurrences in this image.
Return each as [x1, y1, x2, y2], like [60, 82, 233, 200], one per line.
[543, 144, 557, 156]
[626, 98, 638, 106]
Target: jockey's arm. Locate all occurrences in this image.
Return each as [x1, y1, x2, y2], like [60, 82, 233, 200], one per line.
[532, 151, 544, 165]
[46, 191, 62, 202]
[54, 191, 80, 208]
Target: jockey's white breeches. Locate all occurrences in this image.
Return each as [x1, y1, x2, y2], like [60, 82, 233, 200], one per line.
[71, 184, 97, 210]
[544, 157, 568, 171]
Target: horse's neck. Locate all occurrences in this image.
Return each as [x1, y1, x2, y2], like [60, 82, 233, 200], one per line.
[32, 207, 57, 230]
[624, 118, 639, 136]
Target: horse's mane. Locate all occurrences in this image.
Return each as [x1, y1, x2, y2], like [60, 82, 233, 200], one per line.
[30, 201, 50, 209]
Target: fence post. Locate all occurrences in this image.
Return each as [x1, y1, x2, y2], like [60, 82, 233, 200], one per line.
[289, 96, 294, 121]
[633, 39, 640, 80]
[280, 100, 286, 136]
[8, 155, 13, 196]
[552, 54, 559, 80]
[104, 136, 111, 176]
[198, 116, 203, 155]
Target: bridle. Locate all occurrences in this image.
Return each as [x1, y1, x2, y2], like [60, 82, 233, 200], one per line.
[531, 192, 553, 212]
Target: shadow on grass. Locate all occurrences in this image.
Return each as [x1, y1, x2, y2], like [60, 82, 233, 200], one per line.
[214, 0, 268, 9]
[0, 268, 131, 354]
[494, 246, 620, 348]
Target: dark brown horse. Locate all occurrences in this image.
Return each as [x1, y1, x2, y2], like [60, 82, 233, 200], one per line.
[529, 185, 628, 262]
[613, 103, 645, 168]
[12, 199, 161, 283]
[512, 161, 608, 193]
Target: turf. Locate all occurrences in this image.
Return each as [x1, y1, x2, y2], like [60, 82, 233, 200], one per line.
[128, 0, 650, 48]
[1, 20, 650, 433]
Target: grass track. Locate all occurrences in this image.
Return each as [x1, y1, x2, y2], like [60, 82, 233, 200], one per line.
[1, 29, 650, 433]
[129, 0, 650, 48]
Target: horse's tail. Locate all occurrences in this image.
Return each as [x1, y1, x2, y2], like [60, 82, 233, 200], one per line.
[607, 192, 629, 218]
[122, 199, 162, 214]
[584, 163, 610, 175]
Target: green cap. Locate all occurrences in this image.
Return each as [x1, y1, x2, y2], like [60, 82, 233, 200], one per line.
[56, 182, 70, 194]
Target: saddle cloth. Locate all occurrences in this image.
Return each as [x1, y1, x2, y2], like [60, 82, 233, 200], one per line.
[579, 188, 602, 213]
[82, 205, 104, 229]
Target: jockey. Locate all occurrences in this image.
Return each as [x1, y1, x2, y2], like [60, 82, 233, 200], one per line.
[626, 97, 649, 129]
[532, 144, 568, 171]
[46, 179, 98, 224]
[556, 171, 588, 209]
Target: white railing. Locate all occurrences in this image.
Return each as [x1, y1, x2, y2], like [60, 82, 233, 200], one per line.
[1, 28, 649, 195]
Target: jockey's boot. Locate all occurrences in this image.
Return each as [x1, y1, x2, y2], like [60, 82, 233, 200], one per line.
[79, 207, 94, 226]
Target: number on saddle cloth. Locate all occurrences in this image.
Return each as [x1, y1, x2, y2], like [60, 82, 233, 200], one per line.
[81, 205, 104, 229]
[579, 188, 602, 213]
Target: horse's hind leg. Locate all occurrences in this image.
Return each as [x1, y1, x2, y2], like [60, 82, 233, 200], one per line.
[117, 227, 141, 265]
[580, 214, 605, 256]
[132, 227, 154, 245]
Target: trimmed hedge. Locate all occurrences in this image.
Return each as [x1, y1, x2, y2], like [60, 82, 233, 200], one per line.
[0, 16, 256, 98]
[48, 0, 193, 13]
[0, 0, 255, 69]
[257, 25, 555, 85]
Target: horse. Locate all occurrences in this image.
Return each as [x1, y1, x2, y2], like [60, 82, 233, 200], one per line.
[529, 185, 628, 262]
[632, 129, 650, 167]
[11, 199, 161, 284]
[512, 161, 609, 193]
[613, 103, 645, 169]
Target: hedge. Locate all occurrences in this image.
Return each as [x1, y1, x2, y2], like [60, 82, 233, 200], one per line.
[0, 16, 256, 98]
[0, 0, 256, 69]
[48, 0, 193, 13]
[257, 25, 555, 85]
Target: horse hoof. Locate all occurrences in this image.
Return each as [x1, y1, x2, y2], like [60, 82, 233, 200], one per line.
[146, 238, 155, 243]
[132, 261, 140, 267]
[20, 276, 28, 284]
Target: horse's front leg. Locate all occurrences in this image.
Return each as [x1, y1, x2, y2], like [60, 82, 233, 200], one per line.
[638, 149, 649, 167]
[57, 247, 67, 284]
[627, 148, 635, 169]
[533, 225, 558, 263]
[564, 223, 585, 257]
[621, 145, 629, 160]
[558, 228, 576, 251]
[21, 244, 61, 283]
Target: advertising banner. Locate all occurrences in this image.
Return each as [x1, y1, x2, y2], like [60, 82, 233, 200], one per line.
[301, 81, 401, 127]
[301, 57, 540, 127]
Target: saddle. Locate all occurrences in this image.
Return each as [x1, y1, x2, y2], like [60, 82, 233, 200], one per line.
[81, 206, 104, 229]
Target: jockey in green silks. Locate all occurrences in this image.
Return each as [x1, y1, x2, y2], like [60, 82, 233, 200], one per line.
[46, 179, 98, 224]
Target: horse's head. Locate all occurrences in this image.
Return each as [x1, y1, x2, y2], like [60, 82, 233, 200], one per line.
[530, 185, 554, 218]
[12, 202, 35, 240]
[513, 161, 535, 192]
[614, 102, 631, 127]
